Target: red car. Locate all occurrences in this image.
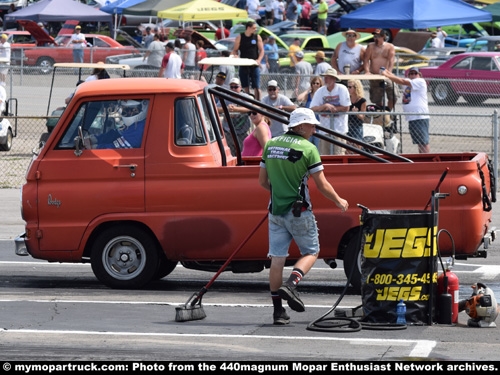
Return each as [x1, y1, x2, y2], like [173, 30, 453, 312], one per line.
[17, 20, 138, 74]
[418, 51, 500, 105]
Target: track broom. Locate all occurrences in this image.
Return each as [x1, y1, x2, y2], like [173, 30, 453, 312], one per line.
[175, 213, 268, 322]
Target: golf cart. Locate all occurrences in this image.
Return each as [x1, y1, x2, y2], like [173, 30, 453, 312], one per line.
[0, 58, 18, 152]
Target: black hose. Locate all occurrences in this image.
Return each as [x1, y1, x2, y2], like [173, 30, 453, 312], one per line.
[306, 226, 407, 332]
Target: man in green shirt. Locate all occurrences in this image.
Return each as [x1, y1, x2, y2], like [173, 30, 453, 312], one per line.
[317, 0, 329, 35]
[258, 108, 349, 325]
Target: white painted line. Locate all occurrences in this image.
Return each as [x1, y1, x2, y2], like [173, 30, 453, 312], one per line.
[0, 328, 437, 357]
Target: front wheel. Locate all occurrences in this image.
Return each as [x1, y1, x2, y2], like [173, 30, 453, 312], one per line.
[91, 225, 159, 289]
[342, 228, 363, 294]
[36, 56, 55, 74]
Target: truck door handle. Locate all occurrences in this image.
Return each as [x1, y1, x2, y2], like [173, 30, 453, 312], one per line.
[114, 164, 137, 172]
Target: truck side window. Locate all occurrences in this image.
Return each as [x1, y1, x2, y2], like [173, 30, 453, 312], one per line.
[56, 99, 148, 150]
[175, 97, 207, 146]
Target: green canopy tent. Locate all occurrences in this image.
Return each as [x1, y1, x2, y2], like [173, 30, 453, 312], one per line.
[484, 1, 500, 22]
[481, 1, 500, 35]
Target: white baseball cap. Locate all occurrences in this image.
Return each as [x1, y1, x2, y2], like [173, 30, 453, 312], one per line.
[288, 108, 320, 128]
[229, 78, 241, 86]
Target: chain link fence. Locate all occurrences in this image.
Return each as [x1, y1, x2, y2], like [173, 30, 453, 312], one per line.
[0, 66, 498, 188]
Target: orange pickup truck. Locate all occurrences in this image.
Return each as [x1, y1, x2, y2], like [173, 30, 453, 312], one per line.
[14, 77, 496, 291]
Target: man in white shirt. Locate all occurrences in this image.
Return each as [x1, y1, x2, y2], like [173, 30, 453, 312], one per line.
[382, 67, 430, 153]
[309, 68, 350, 155]
[159, 42, 185, 79]
[436, 26, 448, 48]
[430, 31, 441, 48]
[0, 34, 11, 86]
[247, 0, 261, 22]
[70, 25, 86, 63]
[264, 0, 274, 25]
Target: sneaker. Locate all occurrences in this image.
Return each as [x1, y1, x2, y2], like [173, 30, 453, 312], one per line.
[278, 284, 305, 312]
[273, 307, 290, 325]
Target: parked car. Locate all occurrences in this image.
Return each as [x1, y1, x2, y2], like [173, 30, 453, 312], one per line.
[266, 20, 308, 36]
[17, 20, 139, 74]
[466, 36, 500, 52]
[443, 34, 478, 48]
[417, 47, 466, 67]
[4, 30, 37, 65]
[418, 51, 500, 105]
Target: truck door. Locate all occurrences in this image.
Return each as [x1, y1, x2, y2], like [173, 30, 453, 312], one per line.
[35, 99, 148, 252]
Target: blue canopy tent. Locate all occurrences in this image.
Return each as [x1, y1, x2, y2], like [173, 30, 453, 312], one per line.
[340, 0, 493, 29]
[101, 0, 147, 39]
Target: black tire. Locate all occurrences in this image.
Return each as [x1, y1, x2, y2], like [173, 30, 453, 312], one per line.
[342, 228, 363, 294]
[431, 82, 458, 105]
[0, 128, 12, 151]
[383, 29, 394, 43]
[90, 225, 159, 289]
[153, 253, 178, 280]
[36, 56, 55, 74]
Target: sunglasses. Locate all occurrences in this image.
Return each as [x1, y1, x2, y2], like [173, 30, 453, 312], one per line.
[312, 82, 321, 85]
[409, 72, 419, 75]
[230, 85, 240, 89]
[347, 85, 354, 88]
[249, 111, 258, 116]
[267, 87, 277, 91]
[346, 34, 356, 37]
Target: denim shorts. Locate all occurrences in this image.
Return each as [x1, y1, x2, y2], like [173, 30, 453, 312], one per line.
[239, 66, 260, 89]
[267, 210, 320, 258]
[409, 118, 429, 145]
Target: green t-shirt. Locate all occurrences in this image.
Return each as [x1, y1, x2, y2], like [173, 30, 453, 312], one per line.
[261, 131, 323, 215]
[318, 2, 328, 20]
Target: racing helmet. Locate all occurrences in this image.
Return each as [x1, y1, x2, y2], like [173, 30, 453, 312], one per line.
[120, 100, 147, 127]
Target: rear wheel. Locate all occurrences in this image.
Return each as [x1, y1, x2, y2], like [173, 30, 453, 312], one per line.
[90, 225, 159, 289]
[431, 82, 458, 105]
[0, 128, 12, 151]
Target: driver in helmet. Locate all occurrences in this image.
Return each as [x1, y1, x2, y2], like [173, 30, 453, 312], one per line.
[92, 99, 147, 149]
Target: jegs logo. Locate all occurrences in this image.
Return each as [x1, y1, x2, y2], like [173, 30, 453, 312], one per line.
[363, 226, 438, 259]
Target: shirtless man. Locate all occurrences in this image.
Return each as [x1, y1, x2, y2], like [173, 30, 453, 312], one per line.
[363, 29, 399, 110]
